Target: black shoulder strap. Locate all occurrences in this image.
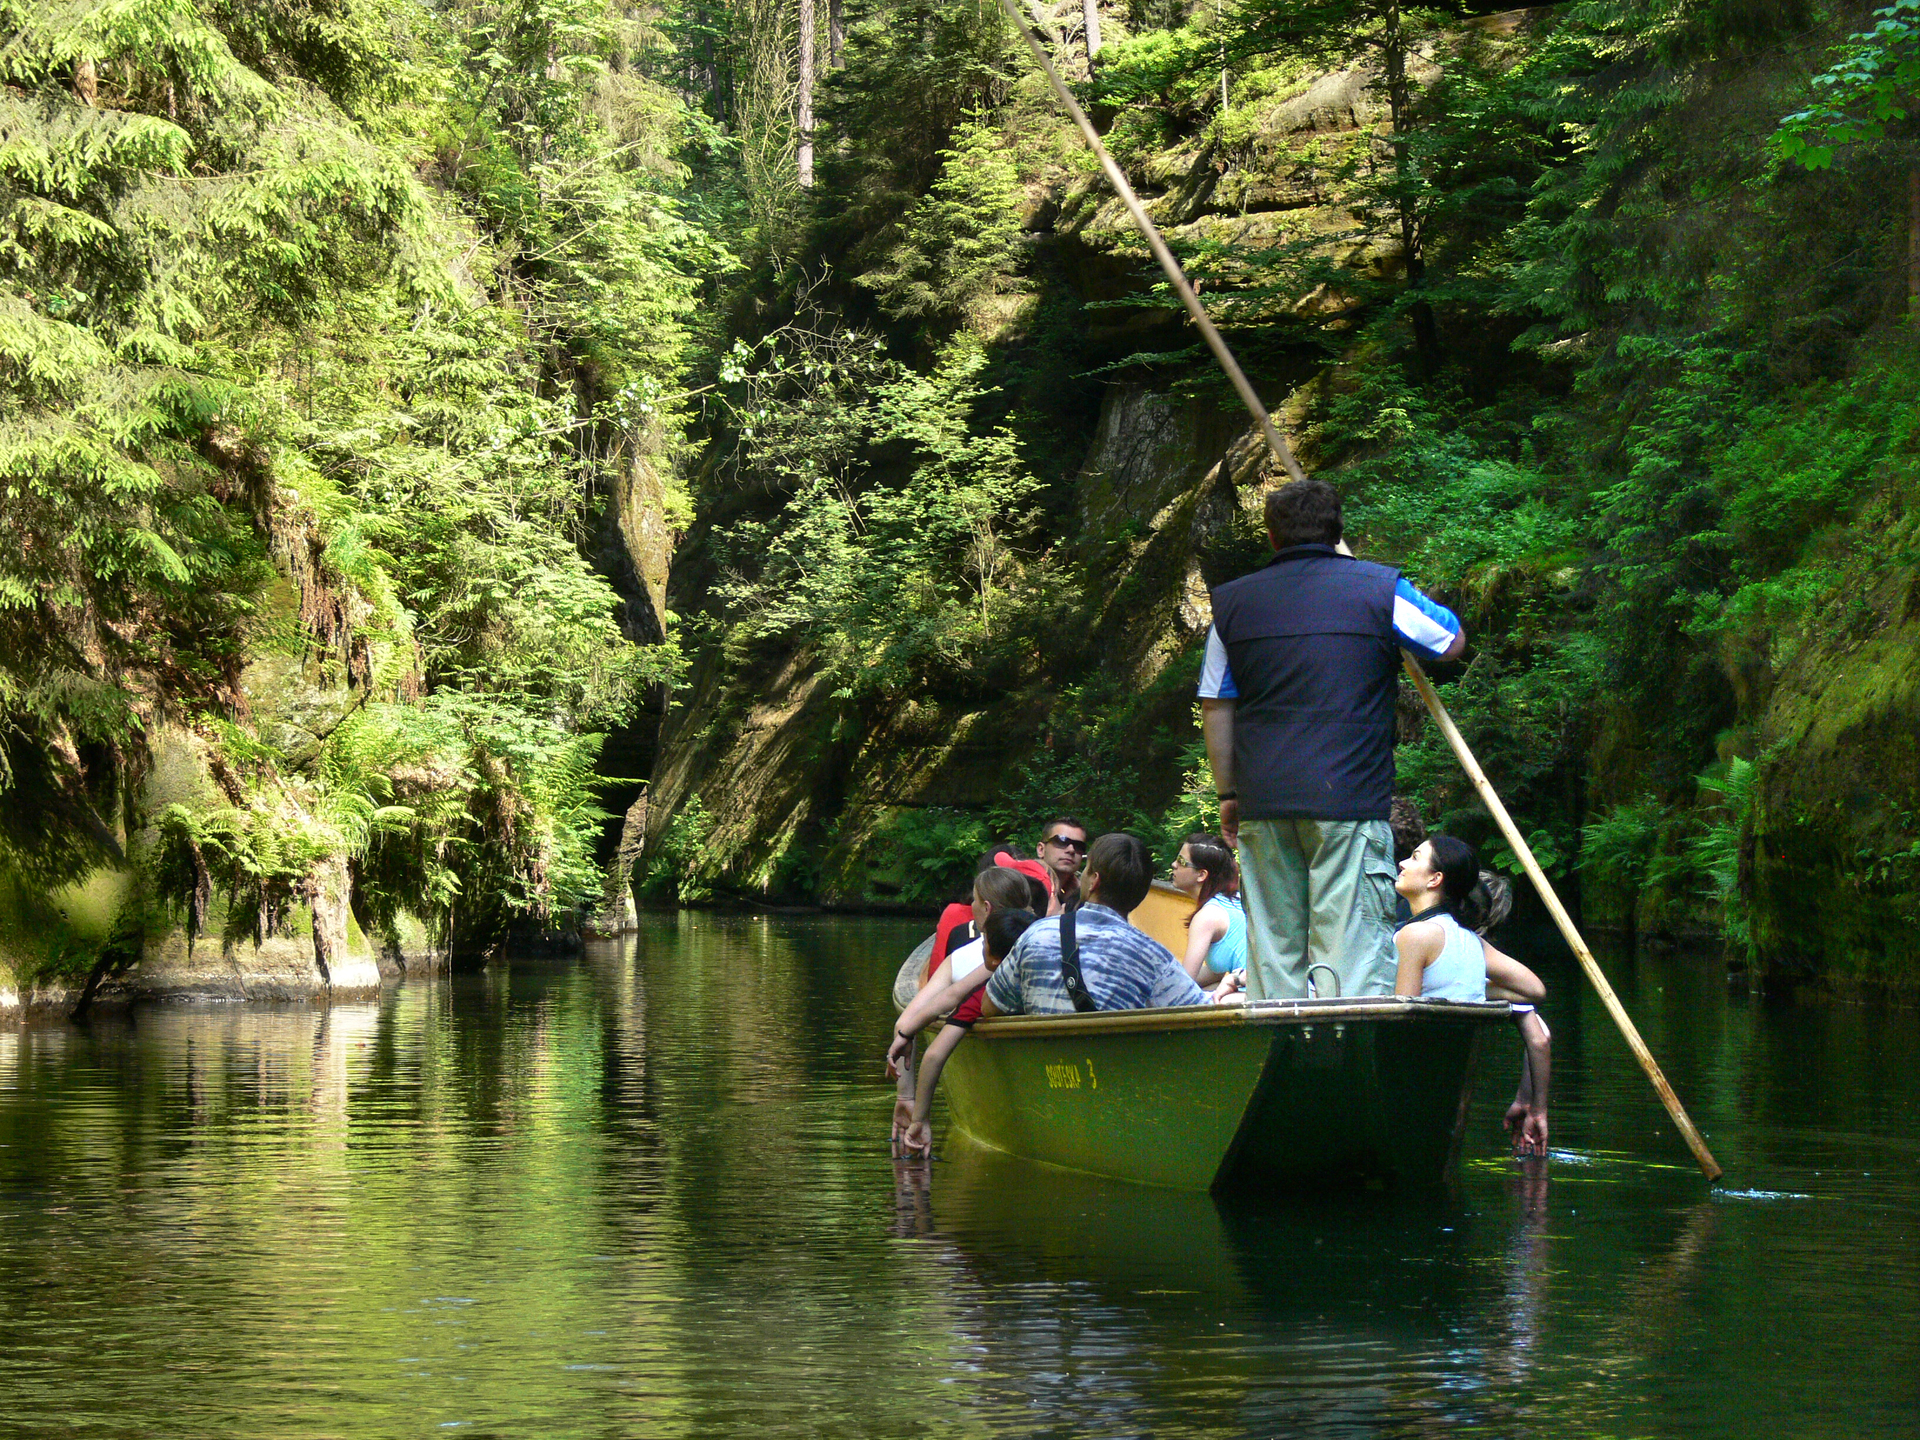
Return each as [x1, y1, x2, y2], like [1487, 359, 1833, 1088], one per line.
[1058, 901, 1098, 1013]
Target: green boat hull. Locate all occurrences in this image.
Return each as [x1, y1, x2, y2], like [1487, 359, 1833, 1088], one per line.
[939, 997, 1509, 1191]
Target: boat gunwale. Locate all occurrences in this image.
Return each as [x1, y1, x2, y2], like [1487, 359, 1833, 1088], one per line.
[964, 995, 1513, 1040]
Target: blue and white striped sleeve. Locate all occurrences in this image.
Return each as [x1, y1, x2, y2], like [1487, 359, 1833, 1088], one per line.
[1393, 578, 1462, 661]
[1197, 625, 1238, 699]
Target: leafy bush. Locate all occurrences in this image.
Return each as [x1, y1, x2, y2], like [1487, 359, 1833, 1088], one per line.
[1580, 800, 1667, 894]
[642, 794, 715, 904]
[712, 336, 1047, 698]
[875, 808, 994, 904]
[1688, 758, 1755, 954]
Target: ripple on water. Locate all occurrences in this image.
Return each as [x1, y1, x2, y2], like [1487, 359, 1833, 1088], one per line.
[0, 918, 1914, 1440]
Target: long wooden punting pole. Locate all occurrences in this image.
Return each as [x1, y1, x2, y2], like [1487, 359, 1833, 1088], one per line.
[997, 0, 1724, 1181]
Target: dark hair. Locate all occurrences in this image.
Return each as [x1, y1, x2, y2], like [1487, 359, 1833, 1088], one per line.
[1181, 833, 1238, 925]
[1264, 479, 1344, 550]
[1426, 834, 1488, 930]
[973, 866, 1032, 914]
[1040, 816, 1087, 842]
[1019, 871, 1051, 911]
[1472, 870, 1512, 934]
[974, 842, 1025, 872]
[1084, 832, 1154, 914]
[983, 907, 1036, 962]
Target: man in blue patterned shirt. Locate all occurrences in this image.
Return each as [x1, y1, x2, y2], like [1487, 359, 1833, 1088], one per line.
[983, 834, 1209, 1016]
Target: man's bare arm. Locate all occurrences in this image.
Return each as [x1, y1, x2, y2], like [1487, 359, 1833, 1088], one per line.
[1201, 698, 1238, 846]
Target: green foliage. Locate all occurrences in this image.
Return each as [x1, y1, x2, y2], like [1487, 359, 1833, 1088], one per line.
[641, 792, 714, 903]
[857, 119, 1024, 323]
[1, 0, 715, 955]
[1580, 799, 1666, 893]
[875, 807, 993, 904]
[712, 335, 1046, 697]
[1689, 756, 1755, 952]
[812, 0, 1019, 264]
[154, 800, 334, 949]
[1485, 827, 1572, 880]
[984, 744, 1146, 844]
[1140, 733, 1227, 868]
[1776, 0, 1920, 167]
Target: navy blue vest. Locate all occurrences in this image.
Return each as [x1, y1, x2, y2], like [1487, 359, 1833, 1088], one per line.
[1210, 545, 1401, 822]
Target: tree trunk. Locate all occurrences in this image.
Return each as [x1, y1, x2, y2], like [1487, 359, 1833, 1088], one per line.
[1908, 164, 1920, 315]
[1381, 1, 1438, 374]
[1217, 0, 1227, 114]
[829, 0, 844, 69]
[798, 0, 815, 188]
[702, 32, 724, 125]
[1082, 0, 1103, 75]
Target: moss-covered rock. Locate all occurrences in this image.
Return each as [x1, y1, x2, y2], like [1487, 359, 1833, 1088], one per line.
[1, 718, 385, 1015]
[1748, 550, 1920, 988]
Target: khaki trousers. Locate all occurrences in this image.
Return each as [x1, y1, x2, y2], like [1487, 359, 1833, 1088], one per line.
[1238, 817, 1398, 999]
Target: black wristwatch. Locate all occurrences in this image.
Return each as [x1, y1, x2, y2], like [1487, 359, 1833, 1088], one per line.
[1216, 791, 1237, 801]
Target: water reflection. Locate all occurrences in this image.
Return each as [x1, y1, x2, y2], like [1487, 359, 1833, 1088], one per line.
[0, 915, 1913, 1438]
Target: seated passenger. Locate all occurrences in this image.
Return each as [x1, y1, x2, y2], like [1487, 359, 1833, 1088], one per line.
[1395, 837, 1552, 1156]
[1393, 835, 1493, 1000]
[898, 907, 1037, 1156]
[1169, 833, 1248, 992]
[897, 843, 1032, 1007]
[982, 834, 1211, 1017]
[907, 865, 1035, 1023]
[890, 863, 1036, 1153]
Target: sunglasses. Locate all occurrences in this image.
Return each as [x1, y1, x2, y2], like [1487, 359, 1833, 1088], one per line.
[1045, 835, 1087, 852]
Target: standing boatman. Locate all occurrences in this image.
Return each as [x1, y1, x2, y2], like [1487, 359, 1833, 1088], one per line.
[1199, 480, 1464, 999]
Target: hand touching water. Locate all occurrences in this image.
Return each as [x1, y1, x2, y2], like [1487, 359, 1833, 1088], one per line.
[1505, 1101, 1548, 1157]
[903, 1118, 931, 1157]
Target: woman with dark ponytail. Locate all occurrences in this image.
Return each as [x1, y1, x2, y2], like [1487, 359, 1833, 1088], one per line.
[1393, 836, 1490, 1000]
[1395, 836, 1555, 1155]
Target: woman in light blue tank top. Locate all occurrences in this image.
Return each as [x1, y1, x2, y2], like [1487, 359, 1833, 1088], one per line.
[1392, 835, 1487, 1001]
[1395, 834, 1562, 1156]
[1171, 834, 1248, 994]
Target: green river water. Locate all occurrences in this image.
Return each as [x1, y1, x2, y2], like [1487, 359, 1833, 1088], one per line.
[0, 912, 1914, 1438]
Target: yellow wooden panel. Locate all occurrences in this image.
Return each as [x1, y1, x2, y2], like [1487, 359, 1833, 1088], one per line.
[1128, 880, 1197, 955]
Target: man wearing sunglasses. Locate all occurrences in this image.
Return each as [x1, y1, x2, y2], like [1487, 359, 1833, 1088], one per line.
[1035, 818, 1089, 907]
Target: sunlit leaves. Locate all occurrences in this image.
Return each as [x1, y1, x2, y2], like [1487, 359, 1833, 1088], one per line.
[856, 119, 1025, 322]
[1775, 0, 1920, 168]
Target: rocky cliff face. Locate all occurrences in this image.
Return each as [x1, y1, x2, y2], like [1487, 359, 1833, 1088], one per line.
[2, 584, 396, 1015]
[589, 450, 683, 930]
[645, 381, 1277, 902]
[642, 33, 1431, 904]
[0, 728, 386, 1017]
[1748, 530, 1920, 987]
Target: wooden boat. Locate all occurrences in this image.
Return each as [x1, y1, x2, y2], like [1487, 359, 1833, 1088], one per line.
[937, 881, 1513, 1191]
